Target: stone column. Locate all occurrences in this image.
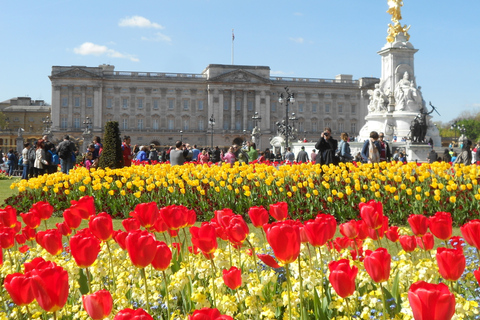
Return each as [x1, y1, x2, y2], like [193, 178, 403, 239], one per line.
[51, 85, 61, 131]
[93, 86, 102, 131]
[243, 91, 248, 130]
[230, 91, 235, 131]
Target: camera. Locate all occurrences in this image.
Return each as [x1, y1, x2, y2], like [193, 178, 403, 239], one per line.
[324, 132, 329, 137]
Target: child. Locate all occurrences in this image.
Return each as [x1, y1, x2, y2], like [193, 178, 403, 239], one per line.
[84, 152, 94, 170]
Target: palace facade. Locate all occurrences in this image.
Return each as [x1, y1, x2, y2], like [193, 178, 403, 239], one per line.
[49, 64, 378, 149]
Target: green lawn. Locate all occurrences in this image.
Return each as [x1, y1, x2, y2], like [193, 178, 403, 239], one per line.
[0, 177, 19, 207]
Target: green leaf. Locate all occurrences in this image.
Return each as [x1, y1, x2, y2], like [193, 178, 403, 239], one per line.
[78, 269, 89, 295]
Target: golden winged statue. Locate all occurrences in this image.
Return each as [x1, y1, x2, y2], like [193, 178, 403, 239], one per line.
[386, 0, 411, 42]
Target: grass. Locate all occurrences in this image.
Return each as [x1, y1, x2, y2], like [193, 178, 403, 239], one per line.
[0, 177, 19, 206]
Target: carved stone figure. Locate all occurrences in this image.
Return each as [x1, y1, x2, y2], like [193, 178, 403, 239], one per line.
[367, 84, 387, 112]
[251, 126, 260, 144]
[386, 0, 410, 42]
[394, 72, 422, 111]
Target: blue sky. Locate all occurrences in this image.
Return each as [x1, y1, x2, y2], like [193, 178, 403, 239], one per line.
[1, 0, 479, 124]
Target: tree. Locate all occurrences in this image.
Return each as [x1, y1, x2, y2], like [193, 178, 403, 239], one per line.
[98, 121, 123, 169]
[0, 112, 6, 129]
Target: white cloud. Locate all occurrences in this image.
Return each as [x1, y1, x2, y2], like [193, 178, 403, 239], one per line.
[141, 32, 172, 42]
[73, 42, 139, 62]
[294, 12, 303, 16]
[271, 70, 295, 76]
[289, 37, 304, 44]
[119, 16, 164, 29]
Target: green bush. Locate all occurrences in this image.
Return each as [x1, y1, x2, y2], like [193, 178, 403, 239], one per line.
[98, 121, 123, 169]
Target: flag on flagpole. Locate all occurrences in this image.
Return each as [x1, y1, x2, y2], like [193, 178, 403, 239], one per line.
[232, 29, 235, 41]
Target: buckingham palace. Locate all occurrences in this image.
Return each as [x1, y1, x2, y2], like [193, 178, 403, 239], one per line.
[49, 64, 378, 149]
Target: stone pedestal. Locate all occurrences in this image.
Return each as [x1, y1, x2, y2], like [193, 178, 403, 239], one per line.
[16, 137, 24, 153]
[406, 143, 431, 163]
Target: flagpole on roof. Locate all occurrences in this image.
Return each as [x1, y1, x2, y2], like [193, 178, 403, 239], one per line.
[231, 29, 234, 65]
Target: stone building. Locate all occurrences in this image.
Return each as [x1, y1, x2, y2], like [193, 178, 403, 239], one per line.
[0, 97, 51, 153]
[49, 64, 378, 150]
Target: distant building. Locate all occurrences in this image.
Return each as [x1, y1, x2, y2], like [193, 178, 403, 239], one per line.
[49, 64, 377, 149]
[0, 97, 51, 153]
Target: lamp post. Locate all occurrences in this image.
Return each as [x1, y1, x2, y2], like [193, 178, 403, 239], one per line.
[42, 116, 52, 135]
[278, 87, 295, 151]
[252, 111, 262, 148]
[460, 125, 466, 140]
[209, 114, 215, 149]
[82, 117, 93, 153]
[180, 130, 183, 142]
[450, 122, 458, 146]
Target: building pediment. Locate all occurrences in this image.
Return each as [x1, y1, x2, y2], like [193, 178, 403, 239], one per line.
[208, 69, 271, 84]
[51, 67, 101, 79]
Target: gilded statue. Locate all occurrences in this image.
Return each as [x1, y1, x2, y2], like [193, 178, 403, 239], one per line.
[386, 0, 411, 43]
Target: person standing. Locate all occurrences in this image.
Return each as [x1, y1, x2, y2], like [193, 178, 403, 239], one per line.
[284, 147, 295, 163]
[211, 146, 221, 163]
[169, 141, 190, 166]
[427, 148, 438, 164]
[34, 139, 49, 177]
[378, 132, 392, 162]
[199, 149, 210, 164]
[296, 146, 309, 163]
[28, 141, 37, 178]
[315, 127, 338, 165]
[247, 142, 258, 163]
[6, 149, 16, 176]
[337, 132, 353, 162]
[191, 145, 201, 162]
[21, 142, 31, 180]
[57, 135, 76, 174]
[221, 146, 236, 166]
[310, 149, 317, 163]
[361, 131, 381, 164]
[455, 140, 473, 165]
[122, 136, 134, 167]
[92, 136, 103, 160]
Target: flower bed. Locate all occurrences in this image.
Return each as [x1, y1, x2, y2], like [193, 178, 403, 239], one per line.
[6, 161, 480, 225]
[1, 198, 480, 319]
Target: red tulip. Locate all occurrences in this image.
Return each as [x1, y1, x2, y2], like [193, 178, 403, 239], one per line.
[460, 219, 480, 249]
[24, 257, 54, 273]
[429, 211, 452, 241]
[0, 206, 17, 228]
[15, 233, 27, 245]
[269, 202, 288, 221]
[20, 210, 41, 229]
[190, 223, 218, 255]
[359, 200, 384, 230]
[303, 219, 329, 247]
[315, 214, 337, 241]
[56, 222, 72, 237]
[385, 226, 400, 242]
[70, 228, 101, 268]
[408, 281, 455, 320]
[363, 248, 391, 283]
[122, 218, 141, 232]
[474, 268, 480, 286]
[70, 195, 96, 220]
[4, 273, 35, 306]
[152, 216, 168, 233]
[19, 245, 29, 253]
[222, 266, 242, 290]
[367, 216, 389, 240]
[257, 254, 281, 268]
[334, 236, 351, 251]
[159, 204, 189, 230]
[22, 226, 36, 241]
[265, 221, 300, 264]
[188, 245, 200, 255]
[63, 208, 82, 230]
[408, 214, 429, 237]
[248, 206, 269, 228]
[114, 308, 153, 320]
[416, 233, 434, 251]
[356, 220, 369, 240]
[189, 308, 234, 320]
[168, 228, 179, 237]
[151, 241, 172, 271]
[30, 264, 69, 312]
[399, 235, 417, 252]
[89, 212, 114, 241]
[130, 202, 159, 229]
[224, 215, 249, 245]
[125, 230, 157, 268]
[339, 220, 358, 239]
[14, 221, 21, 233]
[0, 248, 2, 266]
[82, 290, 113, 320]
[186, 209, 197, 227]
[0, 227, 15, 249]
[328, 259, 358, 298]
[36, 229, 63, 255]
[31, 201, 54, 221]
[436, 247, 465, 281]
[448, 236, 465, 250]
[113, 230, 128, 250]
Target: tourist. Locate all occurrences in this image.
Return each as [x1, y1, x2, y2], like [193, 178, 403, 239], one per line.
[454, 140, 473, 165]
[315, 127, 338, 165]
[46, 142, 59, 174]
[398, 152, 407, 163]
[21, 142, 31, 180]
[122, 136, 134, 166]
[361, 131, 381, 163]
[310, 149, 317, 163]
[257, 151, 266, 162]
[6, 149, 16, 176]
[247, 142, 258, 163]
[34, 139, 49, 176]
[378, 132, 392, 162]
[284, 147, 295, 163]
[296, 146, 309, 163]
[427, 148, 438, 164]
[221, 146, 236, 166]
[136, 146, 149, 162]
[210, 146, 221, 163]
[170, 141, 190, 166]
[337, 132, 353, 162]
[450, 152, 458, 163]
[92, 136, 103, 160]
[57, 135, 77, 174]
[28, 141, 37, 179]
[199, 149, 210, 164]
[191, 145, 201, 162]
[442, 149, 451, 163]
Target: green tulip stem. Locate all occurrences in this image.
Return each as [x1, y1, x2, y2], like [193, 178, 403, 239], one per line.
[285, 263, 293, 320]
[379, 282, 388, 320]
[85, 267, 92, 293]
[297, 256, 305, 318]
[235, 290, 245, 320]
[44, 219, 48, 230]
[140, 268, 151, 314]
[316, 247, 326, 298]
[53, 311, 57, 320]
[209, 258, 217, 308]
[162, 270, 171, 318]
[228, 243, 233, 268]
[237, 246, 242, 270]
[106, 241, 116, 291]
[162, 232, 169, 246]
[345, 298, 352, 320]
[245, 239, 261, 282]
[260, 228, 267, 244]
[7, 249, 14, 266]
